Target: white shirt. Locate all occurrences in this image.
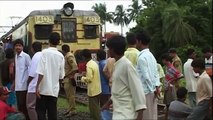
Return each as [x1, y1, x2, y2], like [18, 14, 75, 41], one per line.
[111, 56, 146, 119]
[15, 51, 31, 91]
[137, 48, 161, 94]
[205, 56, 212, 64]
[36, 47, 65, 97]
[196, 71, 212, 103]
[183, 59, 198, 92]
[27, 52, 42, 93]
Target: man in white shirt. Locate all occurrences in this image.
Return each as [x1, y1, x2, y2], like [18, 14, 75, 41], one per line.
[103, 35, 146, 119]
[14, 39, 31, 120]
[202, 47, 212, 80]
[26, 42, 42, 120]
[183, 48, 198, 108]
[187, 58, 212, 120]
[136, 31, 161, 120]
[36, 32, 65, 120]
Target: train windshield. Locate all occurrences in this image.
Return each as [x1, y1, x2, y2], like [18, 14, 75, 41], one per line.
[84, 25, 98, 39]
[61, 18, 77, 42]
[34, 25, 53, 40]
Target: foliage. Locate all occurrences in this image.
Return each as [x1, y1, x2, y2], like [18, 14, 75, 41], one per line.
[127, 0, 142, 22]
[176, 44, 203, 63]
[113, 5, 130, 35]
[130, 0, 212, 61]
[91, 3, 113, 32]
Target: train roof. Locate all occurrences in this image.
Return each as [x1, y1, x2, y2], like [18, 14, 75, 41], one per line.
[29, 9, 99, 16]
[1, 9, 99, 40]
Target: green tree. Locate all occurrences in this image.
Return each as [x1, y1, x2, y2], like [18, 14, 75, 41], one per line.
[161, 2, 196, 47]
[130, 0, 212, 61]
[113, 5, 129, 35]
[91, 3, 113, 33]
[127, 0, 142, 22]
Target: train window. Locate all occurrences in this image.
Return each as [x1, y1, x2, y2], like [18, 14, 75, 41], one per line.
[34, 25, 53, 40]
[61, 18, 77, 42]
[84, 25, 98, 39]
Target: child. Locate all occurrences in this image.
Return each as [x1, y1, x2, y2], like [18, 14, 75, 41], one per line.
[0, 86, 25, 120]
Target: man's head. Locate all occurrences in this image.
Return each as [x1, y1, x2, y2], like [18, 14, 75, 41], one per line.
[81, 49, 91, 60]
[14, 39, 24, 54]
[191, 58, 205, 74]
[126, 32, 137, 46]
[202, 47, 212, 59]
[176, 87, 188, 100]
[136, 30, 150, 50]
[62, 44, 70, 54]
[161, 53, 172, 65]
[186, 48, 196, 59]
[168, 48, 177, 58]
[32, 41, 42, 54]
[97, 49, 106, 61]
[106, 35, 126, 58]
[49, 32, 61, 46]
[5, 48, 14, 59]
[0, 86, 10, 102]
[0, 41, 3, 49]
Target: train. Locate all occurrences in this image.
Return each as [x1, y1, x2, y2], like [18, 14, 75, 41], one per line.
[0, 2, 102, 89]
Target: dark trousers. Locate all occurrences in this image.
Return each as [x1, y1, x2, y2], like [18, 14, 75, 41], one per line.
[36, 95, 57, 120]
[100, 94, 111, 107]
[187, 99, 212, 120]
[89, 94, 101, 120]
[16, 91, 30, 120]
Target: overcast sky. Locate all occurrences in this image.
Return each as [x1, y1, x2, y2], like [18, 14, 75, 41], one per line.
[0, 0, 136, 37]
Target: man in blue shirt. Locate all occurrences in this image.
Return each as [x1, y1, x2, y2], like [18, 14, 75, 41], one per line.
[136, 30, 161, 120]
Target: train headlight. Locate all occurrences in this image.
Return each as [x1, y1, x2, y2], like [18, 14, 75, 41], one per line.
[63, 2, 74, 16]
[64, 7, 73, 16]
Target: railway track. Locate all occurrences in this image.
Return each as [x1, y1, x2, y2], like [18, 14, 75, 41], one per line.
[59, 87, 88, 105]
[59, 87, 166, 119]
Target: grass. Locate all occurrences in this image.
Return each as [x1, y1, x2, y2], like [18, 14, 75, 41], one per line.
[57, 97, 89, 113]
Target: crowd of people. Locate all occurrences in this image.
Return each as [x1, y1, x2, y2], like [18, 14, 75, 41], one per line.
[0, 30, 212, 120]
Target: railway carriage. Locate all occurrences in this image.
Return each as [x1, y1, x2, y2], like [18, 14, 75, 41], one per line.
[1, 2, 101, 89]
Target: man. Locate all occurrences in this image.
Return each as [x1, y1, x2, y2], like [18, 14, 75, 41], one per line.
[0, 48, 16, 108]
[96, 49, 112, 120]
[136, 31, 161, 120]
[14, 39, 31, 120]
[61, 44, 78, 117]
[0, 41, 5, 63]
[183, 48, 198, 108]
[0, 41, 5, 86]
[103, 35, 146, 119]
[103, 51, 115, 87]
[36, 32, 65, 120]
[124, 32, 140, 68]
[202, 47, 212, 79]
[96, 49, 111, 107]
[168, 87, 192, 120]
[81, 49, 102, 120]
[26, 42, 42, 120]
[187, 58, 212, 120]
[168, 48, 183, 73]
[169, 48, 183, 89]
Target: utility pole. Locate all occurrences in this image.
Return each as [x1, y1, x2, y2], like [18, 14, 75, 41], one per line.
[9, 16, 22, 27]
